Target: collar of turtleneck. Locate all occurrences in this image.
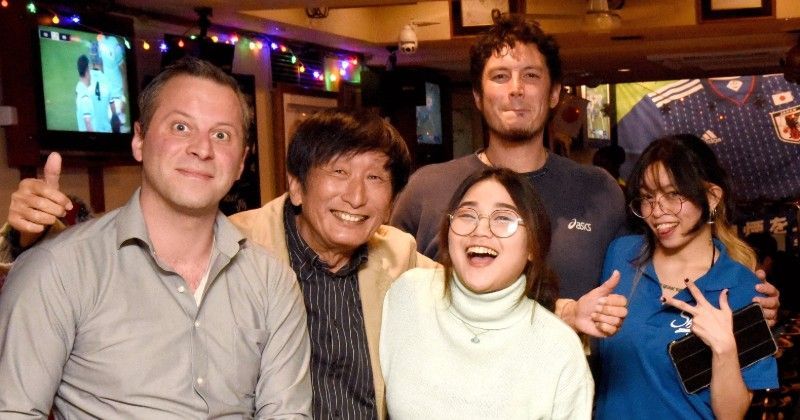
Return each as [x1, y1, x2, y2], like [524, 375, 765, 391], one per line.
[448, 273, 534, 330]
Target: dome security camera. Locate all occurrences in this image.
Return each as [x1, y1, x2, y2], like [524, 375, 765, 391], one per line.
[398, 24, 417, 54]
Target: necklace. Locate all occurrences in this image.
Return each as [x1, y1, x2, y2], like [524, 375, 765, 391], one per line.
[449, 310, 494, 344]
[660, 283, 684, 292]
[659, 243, 717, 293]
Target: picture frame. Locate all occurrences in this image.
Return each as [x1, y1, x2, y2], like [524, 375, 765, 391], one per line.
[271, 84, 338, 194]
[698, 0, 774, 21]
[451, 0, 524, 36]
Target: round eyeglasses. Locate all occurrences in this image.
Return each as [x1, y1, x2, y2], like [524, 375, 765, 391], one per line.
[629, 192, 686, 218]
[448, 207, 525, 238]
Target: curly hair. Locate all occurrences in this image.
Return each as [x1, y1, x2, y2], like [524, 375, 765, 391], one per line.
[469, 14, 561, 95]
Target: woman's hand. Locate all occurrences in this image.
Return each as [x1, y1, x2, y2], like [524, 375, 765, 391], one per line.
[663, 282, 736, 355]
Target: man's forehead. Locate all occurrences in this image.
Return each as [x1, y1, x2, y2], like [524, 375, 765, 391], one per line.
[322, 151, 391, 168]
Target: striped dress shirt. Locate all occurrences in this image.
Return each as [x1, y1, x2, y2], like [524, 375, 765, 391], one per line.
[284, 201, 378, 420]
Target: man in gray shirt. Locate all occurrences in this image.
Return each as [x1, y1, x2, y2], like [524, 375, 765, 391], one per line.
[0, 57, 311, 418]
[390, 14, 780, 327]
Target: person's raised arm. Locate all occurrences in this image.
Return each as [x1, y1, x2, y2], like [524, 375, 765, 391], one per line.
[8, 152, 72, 248]
[664, 283, 751, 420]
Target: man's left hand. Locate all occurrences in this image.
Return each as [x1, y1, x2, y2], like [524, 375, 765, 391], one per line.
[753, 270, 779, 327]
[573, 270, 628, 337]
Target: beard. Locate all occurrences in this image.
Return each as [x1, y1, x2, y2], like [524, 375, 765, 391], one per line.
[483, 116, 544, 144]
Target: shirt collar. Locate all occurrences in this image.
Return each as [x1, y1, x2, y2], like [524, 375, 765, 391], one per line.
[642, 238, 738, 293]
[115, 188, 245, 259]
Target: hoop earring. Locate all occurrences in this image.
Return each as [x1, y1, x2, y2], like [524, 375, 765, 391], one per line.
[708, 207, 717, 225]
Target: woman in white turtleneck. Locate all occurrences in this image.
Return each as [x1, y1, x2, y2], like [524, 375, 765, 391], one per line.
[380, 168, 593, 419]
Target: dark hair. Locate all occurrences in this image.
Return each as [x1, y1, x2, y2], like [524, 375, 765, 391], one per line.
[593, 144, 626, 179]
[437, 167, 558, 311]
[286, 110, 411, 197]
[77, 55, 89, 77]
[138, 57, 252, 140]
[626, 134, 755, 268]
[469, 14, 561, 96]
[744, 232, 777, 263]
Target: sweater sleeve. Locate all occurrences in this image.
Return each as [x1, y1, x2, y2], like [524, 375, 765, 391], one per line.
[550, 342, 595, 420]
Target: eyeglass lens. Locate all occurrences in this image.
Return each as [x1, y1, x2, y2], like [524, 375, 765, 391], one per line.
[630, 192, 684, 218]
[449, 208, 522, 238]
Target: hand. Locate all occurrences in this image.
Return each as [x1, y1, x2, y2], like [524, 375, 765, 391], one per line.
[8, 152, 72, 246]
[573, 270, 628, 337]
[664, 281, 736, 355]
[752, 271, 779, 327]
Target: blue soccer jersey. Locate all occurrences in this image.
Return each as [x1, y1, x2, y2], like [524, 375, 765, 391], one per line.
[617, 75, 800, 202]
[595, 235, 778, 420]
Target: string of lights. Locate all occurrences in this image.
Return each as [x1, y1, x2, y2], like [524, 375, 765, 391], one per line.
[4, 0, 363, 89]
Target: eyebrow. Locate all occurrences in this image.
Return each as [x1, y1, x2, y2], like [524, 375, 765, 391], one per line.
[485, 64, 544, 72]
[165, 110, 239, 131]
[458, 200, 519, 212]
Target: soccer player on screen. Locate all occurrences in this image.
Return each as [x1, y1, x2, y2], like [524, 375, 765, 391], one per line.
[98, 35, 128, 132]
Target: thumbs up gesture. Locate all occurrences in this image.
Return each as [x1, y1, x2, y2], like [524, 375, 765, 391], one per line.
[571, 270, 628, 337]
[8, 152, 73, 247]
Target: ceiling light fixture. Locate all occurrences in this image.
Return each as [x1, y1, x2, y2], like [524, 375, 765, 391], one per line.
[305, 7, 329, 19]
[585, 0, 621, 30]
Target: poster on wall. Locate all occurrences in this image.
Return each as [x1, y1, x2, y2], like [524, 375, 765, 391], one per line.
[615, 75, 800, 203]
[581, 84, 612, 144]
[417, 82, 443, 145]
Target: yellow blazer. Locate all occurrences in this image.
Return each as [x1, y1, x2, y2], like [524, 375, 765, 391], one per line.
[229, 194, 436, 419]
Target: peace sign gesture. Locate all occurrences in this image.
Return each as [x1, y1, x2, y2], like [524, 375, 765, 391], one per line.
[662, 281, 737, 355]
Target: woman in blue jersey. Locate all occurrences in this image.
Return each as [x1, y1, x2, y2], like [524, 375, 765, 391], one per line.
[595, 134, 777, 419]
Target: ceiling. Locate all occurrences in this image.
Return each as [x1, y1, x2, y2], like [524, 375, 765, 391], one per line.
[113, 0, 800, 85]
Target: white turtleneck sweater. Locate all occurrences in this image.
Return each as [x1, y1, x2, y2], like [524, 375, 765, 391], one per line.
[380, 267, 593, 420]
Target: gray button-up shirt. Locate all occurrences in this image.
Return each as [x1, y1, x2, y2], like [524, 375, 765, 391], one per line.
[0, 190, 312, 419]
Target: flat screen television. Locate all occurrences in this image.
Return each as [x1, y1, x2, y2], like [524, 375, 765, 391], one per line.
[34, 15, 138, 159]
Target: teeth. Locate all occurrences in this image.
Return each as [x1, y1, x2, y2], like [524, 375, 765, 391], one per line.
[467, 246, 498, 257]
[333, 210, 367, 222]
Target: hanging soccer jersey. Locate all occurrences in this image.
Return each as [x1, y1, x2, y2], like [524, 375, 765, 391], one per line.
[617, 75, 800, 202]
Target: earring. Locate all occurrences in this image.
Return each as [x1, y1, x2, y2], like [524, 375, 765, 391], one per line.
[708, 207, 717, 225]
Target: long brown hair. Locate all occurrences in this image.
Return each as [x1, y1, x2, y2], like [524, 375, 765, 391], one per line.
[626, 134, 756, 269]
[437, 168, 559, 311]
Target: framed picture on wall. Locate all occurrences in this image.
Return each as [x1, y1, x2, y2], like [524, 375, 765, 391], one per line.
[698, 0, 774, 21]
[416, 82, 443, 145]
[272, 84, 338, 194]
[451, 0, 524, 36]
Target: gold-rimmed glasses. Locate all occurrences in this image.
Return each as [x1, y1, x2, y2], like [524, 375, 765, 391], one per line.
[448, 207, 524, 238]
[629, 192, 687, 218]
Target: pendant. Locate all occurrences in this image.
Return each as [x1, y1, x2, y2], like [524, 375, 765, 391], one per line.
[471, 336, 480, 343]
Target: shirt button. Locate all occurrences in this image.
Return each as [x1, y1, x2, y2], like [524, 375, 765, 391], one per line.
[196, 377, 204, 385]
[194, 321, 201, 328]
[177, 286, 186, 293]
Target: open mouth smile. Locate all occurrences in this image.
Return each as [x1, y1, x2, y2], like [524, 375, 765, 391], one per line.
[332, 210, 368, 223]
